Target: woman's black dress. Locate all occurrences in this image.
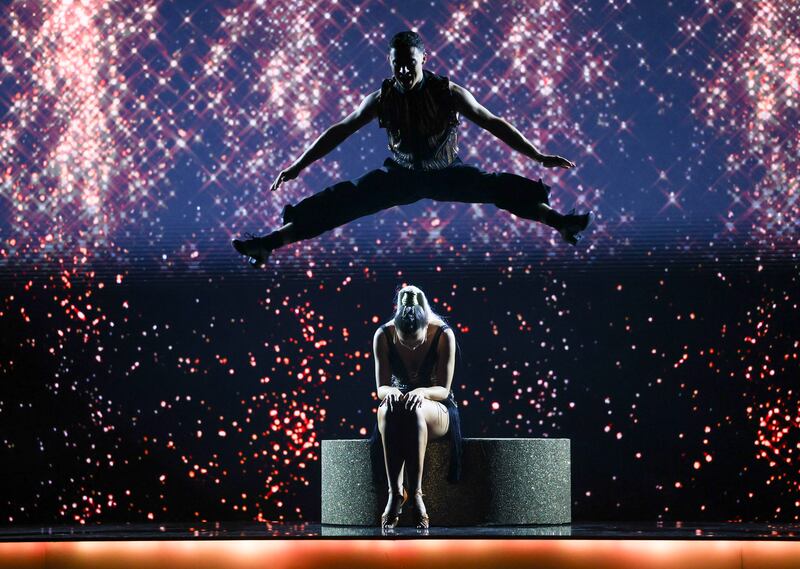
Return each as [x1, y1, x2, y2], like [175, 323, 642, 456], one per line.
[369, 323, 463, 483]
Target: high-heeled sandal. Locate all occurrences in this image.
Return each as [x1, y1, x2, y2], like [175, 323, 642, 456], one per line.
[412, 489, 430, 530]
[380, 487, 408, 529]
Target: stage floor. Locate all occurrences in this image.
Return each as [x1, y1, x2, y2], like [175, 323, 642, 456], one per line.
[3, 523, 800, 569]
[1, 521, 799, 541]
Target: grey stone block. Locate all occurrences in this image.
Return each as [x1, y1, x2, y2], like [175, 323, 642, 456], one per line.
[321, 438, 571, 526]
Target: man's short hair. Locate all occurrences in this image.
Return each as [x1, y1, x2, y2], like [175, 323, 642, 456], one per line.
[389, 31, 425, 52]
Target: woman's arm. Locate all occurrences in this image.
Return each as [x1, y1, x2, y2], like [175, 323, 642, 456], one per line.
[373, 327, 401, 401]
[420, 327, 456, 401]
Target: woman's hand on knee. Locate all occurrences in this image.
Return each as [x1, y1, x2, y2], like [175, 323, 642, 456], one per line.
[380, 388, 403, 412]
[402, 389, 427, 410]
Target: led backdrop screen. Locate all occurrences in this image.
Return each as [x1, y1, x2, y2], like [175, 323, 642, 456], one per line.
[0, 0, 798, 525]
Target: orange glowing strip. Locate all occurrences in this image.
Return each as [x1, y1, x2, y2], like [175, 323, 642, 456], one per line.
[1, 539, 800, 569]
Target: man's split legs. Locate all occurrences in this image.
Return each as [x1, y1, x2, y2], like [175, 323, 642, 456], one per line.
[233, 203, 593, 267]
[232, 165, 595, 267]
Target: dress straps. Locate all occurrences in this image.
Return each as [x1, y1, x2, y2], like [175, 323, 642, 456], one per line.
[417, 324, 448, 381]
[380, 323, 449, 384]
[380, 323, 410, 381]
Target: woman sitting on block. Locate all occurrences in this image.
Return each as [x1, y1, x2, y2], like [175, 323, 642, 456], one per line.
[370, 285, 462, 530]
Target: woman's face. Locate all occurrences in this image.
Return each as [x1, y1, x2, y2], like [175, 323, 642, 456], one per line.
[396, 326, 427, 350]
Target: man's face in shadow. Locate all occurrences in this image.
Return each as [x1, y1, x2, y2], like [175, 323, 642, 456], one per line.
[389, 46, 426, 92]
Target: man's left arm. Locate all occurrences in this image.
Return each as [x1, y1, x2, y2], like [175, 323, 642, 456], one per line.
[450, 82, 575, 169]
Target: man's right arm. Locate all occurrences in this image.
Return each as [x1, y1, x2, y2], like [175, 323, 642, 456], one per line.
[270, 89, 381, 192]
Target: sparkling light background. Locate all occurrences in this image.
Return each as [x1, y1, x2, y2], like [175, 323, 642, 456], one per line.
[0, 0, 798, 525]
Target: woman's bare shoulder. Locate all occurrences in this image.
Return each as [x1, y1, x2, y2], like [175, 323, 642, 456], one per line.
[434, 321, 456, 348]
[374, 322, 394, 340]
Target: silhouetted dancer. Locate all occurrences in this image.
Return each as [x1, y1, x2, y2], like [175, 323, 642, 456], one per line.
[233, 31, 593, 267]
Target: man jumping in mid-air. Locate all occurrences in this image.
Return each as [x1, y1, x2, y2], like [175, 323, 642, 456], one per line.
[233, 31, 593, 267]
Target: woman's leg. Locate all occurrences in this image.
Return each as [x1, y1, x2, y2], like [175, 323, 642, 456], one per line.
[377, 404, 406, 494]
[404, 400, 450, 494]
[401, 400, 449, 528]
[377, 403, 413, 527]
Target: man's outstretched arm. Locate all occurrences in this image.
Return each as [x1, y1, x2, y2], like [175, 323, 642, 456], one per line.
[450, 82, 574, 169]
[270, 89, 380, 191]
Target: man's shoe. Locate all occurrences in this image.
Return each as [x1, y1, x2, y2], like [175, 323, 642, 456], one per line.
[232, 233, 272, 268]
[559, 209, 594, 245]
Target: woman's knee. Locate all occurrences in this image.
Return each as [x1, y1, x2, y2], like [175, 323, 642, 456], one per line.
[378, 403, 410, 425]
[386, 406, 427, 436]
[412, 406, 429, 430]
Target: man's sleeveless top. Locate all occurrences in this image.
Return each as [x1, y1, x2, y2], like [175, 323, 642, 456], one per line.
[377, 70, 460, 171]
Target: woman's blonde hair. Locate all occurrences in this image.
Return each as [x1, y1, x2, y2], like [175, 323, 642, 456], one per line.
[392, 285, 446, 335]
